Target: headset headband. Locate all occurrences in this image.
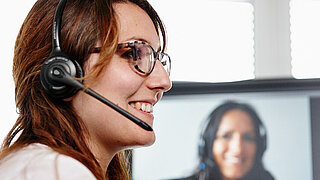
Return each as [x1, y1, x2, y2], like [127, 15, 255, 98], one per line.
[51, 0, 67, 55]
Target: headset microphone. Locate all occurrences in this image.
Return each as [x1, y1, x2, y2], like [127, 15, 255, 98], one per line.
[48, 66, 153, 131]
[40, 0, 153, 132]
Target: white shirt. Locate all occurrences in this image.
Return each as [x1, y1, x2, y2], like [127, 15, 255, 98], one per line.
[0, 143, 96, 180]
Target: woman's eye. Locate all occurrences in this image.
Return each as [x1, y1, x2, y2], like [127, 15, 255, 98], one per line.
[120, 47, 136, 60]
[218, 133, 231, 140]
[222, 134, 231, 139]
[243, 134, 256, 142]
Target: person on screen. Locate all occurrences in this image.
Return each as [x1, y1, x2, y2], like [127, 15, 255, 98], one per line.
[0, 0, 171, 179]
[176, 101, 274, 180]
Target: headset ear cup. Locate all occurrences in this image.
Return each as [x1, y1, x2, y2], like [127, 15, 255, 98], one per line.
[257, 123, 267, 158]
[261, 133, 267, 155]
[198, 137, 205, 157]
[40, 55, 83, 99]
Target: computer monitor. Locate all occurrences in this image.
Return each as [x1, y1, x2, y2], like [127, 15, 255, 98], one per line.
[132, 78, 320, 180]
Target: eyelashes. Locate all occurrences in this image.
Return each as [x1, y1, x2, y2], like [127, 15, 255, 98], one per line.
[115, 41, 170, 75]
[119, 47, 135, 60]
[119, 45, 152, 61]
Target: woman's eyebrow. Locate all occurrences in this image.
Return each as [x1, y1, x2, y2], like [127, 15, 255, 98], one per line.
[121, 36, 161, 50]
[216, 130, 232, 135]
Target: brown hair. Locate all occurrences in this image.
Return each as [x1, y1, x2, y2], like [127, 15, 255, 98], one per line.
[0, 0, 167, 179]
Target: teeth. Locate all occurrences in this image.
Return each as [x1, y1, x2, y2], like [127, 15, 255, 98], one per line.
[225, 156, 241, 163]
[136, 102, 141, 110]
[130, 102, 153, 113]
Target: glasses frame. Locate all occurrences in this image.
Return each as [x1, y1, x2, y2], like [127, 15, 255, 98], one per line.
[91, 41, 171, 76]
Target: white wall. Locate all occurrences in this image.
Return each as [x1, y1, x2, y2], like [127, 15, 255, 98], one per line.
[253, 0, 292, 79]
[0, 0, 37, 142]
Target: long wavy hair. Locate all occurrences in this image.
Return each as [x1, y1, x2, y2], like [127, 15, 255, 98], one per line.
[195, 101, 274, 180]
[0, 0, 167, 179]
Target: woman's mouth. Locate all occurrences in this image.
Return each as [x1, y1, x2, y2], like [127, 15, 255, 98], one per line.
[225, 154, 243, 165]
[129, 102, 153, 113]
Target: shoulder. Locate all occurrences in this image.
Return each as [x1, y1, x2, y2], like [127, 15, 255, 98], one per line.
[0, 143, 96, 180]
[247, 168, 275, 180]
[264, 170, 275, 180]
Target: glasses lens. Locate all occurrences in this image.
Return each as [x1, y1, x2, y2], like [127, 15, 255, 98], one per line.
[133, 43, 155, 74]
[118, 41, 171, 76]
[159, 53, 171, 76]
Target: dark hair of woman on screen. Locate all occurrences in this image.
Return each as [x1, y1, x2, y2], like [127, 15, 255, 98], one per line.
[0, 0, 171, 179]
[176, 101, 275, 180]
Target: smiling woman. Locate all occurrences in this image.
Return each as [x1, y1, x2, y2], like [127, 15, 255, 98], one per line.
[173, 101, 274, 180]
[213, 109, 258, 179]
[0, 0, 171, 179]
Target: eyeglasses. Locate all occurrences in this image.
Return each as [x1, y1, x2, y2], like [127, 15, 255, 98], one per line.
[92, 41, 171, 76]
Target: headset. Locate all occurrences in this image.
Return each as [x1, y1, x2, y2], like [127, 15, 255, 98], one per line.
[40, 0, 82, 99]
[40, 0, 152, 131]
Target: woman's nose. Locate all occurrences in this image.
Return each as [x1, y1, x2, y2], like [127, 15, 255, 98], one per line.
[229, 136, 243, 154]
[146, 60, 172, 92]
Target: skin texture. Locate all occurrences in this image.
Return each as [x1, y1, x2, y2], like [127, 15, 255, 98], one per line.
[212, 109, 257, 180]
[71, 2, 171, 171]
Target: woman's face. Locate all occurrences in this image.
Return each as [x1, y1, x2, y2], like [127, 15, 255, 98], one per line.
[212, 109, 257, 180]
[72, 2, 171, 156]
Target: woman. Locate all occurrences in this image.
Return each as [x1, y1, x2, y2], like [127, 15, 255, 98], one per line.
[0, 0, 171, 179]
[179, 101, 274, 180]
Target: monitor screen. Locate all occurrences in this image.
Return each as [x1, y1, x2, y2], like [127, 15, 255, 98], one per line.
[132, 78, 320, 180]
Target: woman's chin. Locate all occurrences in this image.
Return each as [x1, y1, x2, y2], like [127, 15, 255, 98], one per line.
[129, 132, 156, 149]
[223, 170, 247, 180]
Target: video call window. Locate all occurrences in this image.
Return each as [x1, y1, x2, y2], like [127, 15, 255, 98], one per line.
[132, 78, 320, 180]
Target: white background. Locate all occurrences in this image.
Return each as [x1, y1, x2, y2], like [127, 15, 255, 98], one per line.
[0, 0, 37, 143]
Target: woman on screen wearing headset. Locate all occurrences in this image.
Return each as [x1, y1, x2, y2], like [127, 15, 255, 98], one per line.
[176, 101, 274, 180]
[0, 0, 171, 179]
